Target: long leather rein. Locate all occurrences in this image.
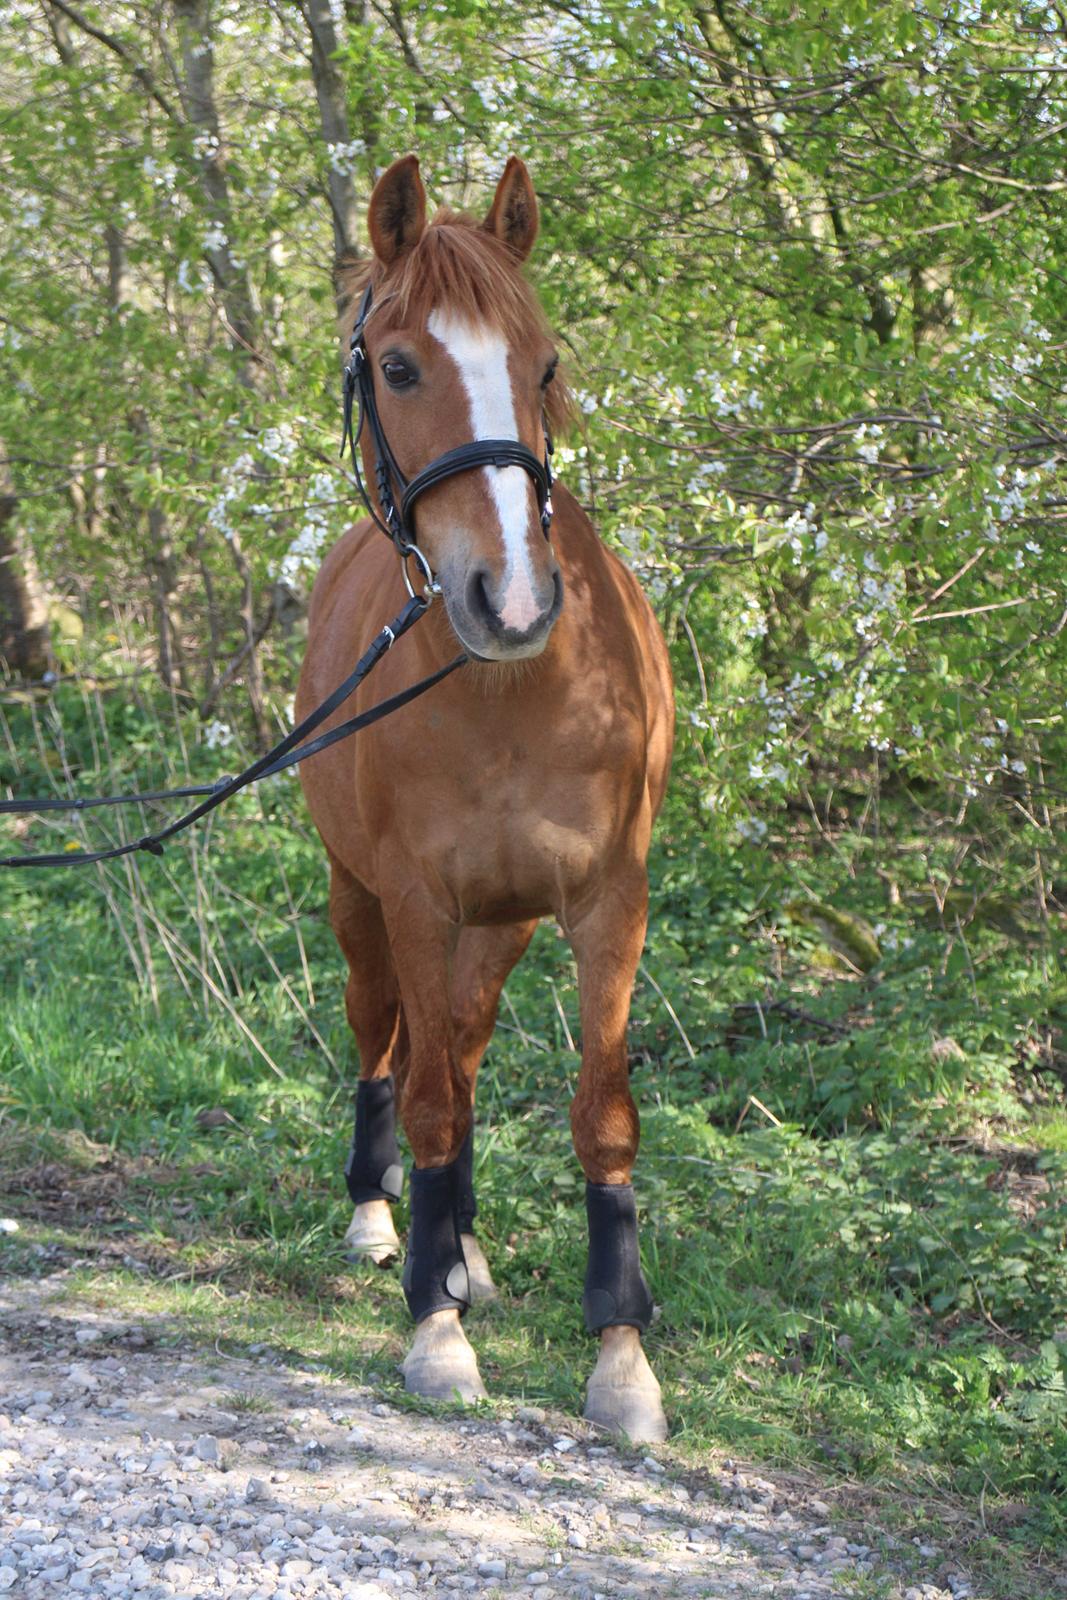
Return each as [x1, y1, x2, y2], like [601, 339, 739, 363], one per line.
[1, 281, 564, 869]
[0, 595, 464, 869]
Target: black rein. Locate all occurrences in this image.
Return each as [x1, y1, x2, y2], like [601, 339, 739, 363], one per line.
[1, 596, 466, 870]
[2, 276, 553, 872]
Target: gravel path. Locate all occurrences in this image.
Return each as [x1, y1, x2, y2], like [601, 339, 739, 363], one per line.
[0, 1279, 970, 1600]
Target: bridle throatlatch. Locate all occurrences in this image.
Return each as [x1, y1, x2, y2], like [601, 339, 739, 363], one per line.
[340, 281, 555, 596]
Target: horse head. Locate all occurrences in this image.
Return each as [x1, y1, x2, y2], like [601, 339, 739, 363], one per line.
[346, 155, 569, 662]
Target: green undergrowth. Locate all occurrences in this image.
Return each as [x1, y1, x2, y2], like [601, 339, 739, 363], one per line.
[1, 684, 1066, 1591]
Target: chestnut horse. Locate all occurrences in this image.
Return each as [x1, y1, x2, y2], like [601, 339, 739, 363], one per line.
[297, 155, 674, 1440]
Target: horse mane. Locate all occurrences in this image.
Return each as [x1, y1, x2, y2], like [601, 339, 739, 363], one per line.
[336, 209, 574, 437]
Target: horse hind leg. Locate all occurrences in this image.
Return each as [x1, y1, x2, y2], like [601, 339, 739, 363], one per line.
[450, 919, 538, 1302]
[329, 859, 404, 1266]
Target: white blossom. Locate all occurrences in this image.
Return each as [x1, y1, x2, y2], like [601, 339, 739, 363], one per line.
[327, 138, 366, 177]
[740, 599, 768, 639]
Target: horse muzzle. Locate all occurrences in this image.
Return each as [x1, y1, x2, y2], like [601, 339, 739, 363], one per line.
[446, 560, 563, 662]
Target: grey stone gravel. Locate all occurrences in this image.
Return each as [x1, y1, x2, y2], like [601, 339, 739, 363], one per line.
[0, 1279, 965, 1599]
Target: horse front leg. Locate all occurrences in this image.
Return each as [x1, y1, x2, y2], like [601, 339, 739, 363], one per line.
[450, 919, 538, 1301]
[568, 866, 667, 1442]
[329, 860, 404, 1267]
[382, 885, 487, 1403]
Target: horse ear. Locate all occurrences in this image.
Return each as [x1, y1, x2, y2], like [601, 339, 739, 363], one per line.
[368, 154, 427, 267]
[483, 157, 538, 261]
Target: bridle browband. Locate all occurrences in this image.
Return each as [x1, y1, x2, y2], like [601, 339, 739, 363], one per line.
[340, 281, 554, 596]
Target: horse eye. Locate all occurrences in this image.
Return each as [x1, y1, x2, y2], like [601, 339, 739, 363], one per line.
[381, 357, 416, 388]
[541, 358, 558, 390]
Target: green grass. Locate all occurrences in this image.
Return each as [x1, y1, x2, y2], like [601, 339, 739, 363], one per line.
[1028, 1114, 1067, 1154]
[1, 680, 1066, 1597]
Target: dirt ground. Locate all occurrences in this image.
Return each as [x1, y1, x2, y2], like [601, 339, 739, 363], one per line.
[0, 1272, 971, 1600]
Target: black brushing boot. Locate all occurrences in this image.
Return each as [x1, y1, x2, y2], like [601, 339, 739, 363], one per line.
[342, 1076, 403, 1262]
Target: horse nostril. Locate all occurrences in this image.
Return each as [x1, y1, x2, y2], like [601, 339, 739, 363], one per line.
[466, 566, 496, 628]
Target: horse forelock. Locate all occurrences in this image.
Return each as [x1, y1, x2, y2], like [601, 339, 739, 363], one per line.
[336, 210, 573, 438]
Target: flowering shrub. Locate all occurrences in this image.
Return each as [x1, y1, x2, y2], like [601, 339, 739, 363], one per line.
[0, 2, 1061, 895]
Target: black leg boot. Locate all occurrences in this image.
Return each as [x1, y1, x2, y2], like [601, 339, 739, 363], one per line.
[344, 1075, 404, 1204]
[342, 1076, 403, 1262]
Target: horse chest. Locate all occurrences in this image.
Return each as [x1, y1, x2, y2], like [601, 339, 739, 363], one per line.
[396, 746, 634, 922]
[436, 813, 603, 923]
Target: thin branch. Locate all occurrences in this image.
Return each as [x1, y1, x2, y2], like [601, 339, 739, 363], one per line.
[913, 596, 1030, 624]
[47, 0, 182, 121]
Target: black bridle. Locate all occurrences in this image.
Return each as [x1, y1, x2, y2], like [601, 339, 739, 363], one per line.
[340, 281, 554, 593]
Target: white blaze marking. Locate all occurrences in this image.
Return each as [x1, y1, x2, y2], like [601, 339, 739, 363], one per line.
[426, 309, 541, 632]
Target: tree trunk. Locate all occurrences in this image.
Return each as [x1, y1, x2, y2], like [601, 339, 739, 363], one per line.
[172, 0, 263, 389]
[43, 0, 77, 66]
[227, 526, 271, 751]
[304, 0, 363, 270]
[106, 220, 184, 690]
[172, 0, 270, 738]
[344, 1, 383, 174]
[132, 408, 184, 691]
[0, 459, 53, 679]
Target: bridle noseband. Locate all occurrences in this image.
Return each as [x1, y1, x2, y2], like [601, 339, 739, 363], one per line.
[340, 282, 554, 598]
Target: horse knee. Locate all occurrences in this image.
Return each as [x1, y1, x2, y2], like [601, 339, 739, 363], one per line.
[570, 1088, 639, 1185]
[400, 1082, 471, 1171]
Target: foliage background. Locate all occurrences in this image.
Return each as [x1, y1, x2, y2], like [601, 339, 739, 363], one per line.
[1, 2, 1065, 1591]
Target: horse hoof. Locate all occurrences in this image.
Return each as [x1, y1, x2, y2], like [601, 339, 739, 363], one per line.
[583, 1326, 668, 1443]
[461, 1232, 498, 1304]
[584, 1383, 668, 1443]
[402, 1309, 487, 1403]
[344, 1200, 401, 1266]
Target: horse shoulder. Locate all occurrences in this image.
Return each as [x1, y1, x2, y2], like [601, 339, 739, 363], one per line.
[556, 491, 675, 784]
[606, 553, 675, 818]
